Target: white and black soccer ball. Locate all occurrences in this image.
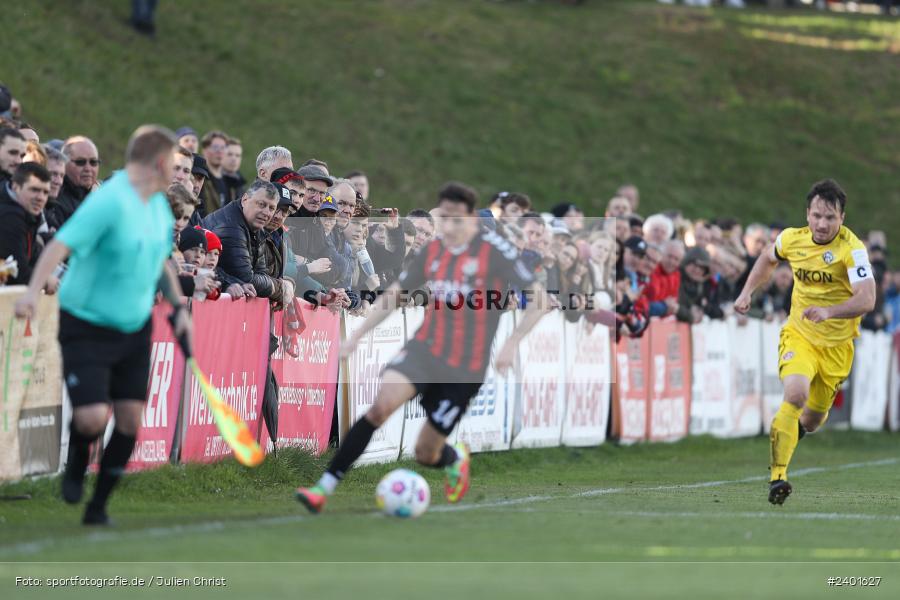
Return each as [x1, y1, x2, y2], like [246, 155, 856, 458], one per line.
[375, 469, 431, 518]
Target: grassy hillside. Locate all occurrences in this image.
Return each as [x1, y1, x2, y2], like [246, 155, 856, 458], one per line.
[2, 0, 898, 233]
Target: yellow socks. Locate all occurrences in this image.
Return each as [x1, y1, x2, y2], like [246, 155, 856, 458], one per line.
[770, 402, 803, 481]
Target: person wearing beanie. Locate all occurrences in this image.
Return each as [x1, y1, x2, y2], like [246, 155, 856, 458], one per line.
[551, 201, 585, 233]
[198, 226, 222, 270]
[177, 225, 207, 268]
[193, 227, 223, 301]
[175, 226, 219, 301]
[175, 127, 198, 154]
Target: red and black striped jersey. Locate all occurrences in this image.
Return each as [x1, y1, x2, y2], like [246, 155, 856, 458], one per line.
[398, 231, 535, 375]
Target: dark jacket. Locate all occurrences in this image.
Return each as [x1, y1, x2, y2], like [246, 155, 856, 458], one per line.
[45, 175, 89, 231]
[289, 207, 350, 289]
[223, 171, 246, 205]
[323, 228, 353, 289]
[197, 178, 222, 219]
[262, 230, 285, 279]
[262, 228, 296, 309]
[187, 210, 204, 229]
[367, 224, 406, 290]
[0, 183, 41, 285]
[202, 200, 276, 298]
[289, 206, 328, 261]
[676, 270, 724, 323]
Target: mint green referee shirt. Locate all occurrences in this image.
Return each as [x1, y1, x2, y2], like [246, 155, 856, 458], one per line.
[55, 170, 174, 333]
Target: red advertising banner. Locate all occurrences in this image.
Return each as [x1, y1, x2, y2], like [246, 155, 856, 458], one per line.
[127, 303, 186, 471]
[262, 300, 340, 455]
[646, 318, 691, 442]
[180, 299, 270, 463]
[613, 333, 650, 443]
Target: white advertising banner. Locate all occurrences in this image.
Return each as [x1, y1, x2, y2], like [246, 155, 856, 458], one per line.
[561, 319, 611, 447]
[343, 310, 407, 464]
[888, 335, 900, 433]
[761, 320, 783, 434]
[452, 311, 516, 452]
[727, 317, 763, 438]
[850, 331, 891, 432]
[690, 319, 732, 436]
[399, 307, 429, 458]
[512, 312, 565, 448]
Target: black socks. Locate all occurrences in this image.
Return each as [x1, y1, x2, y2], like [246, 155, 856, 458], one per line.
[431, 444, 459, 468]
[326, 417, 377, 480]
[87, 429, 136, 512]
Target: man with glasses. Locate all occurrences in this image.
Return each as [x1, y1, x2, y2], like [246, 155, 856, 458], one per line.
[333, 182, 357, 232]
[407, 209, 435, 253]
[46, 135, 100, 229]
[297, 164, 332, 213]
[200, 130, 229, 211]
[290, 164, 337, 278]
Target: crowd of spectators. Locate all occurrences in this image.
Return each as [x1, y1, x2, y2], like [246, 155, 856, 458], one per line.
[0, 82, 620, 443]
[604, 187, 895, 340]
[0, 86, 612, 332]
[1, 80, 895, 350]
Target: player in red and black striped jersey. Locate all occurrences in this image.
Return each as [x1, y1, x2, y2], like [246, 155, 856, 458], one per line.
[399, 228, 536, 376]
[296, 182, 553, 513]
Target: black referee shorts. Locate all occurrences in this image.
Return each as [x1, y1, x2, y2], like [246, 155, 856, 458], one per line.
[385, 342, 483, 437]
[58, 310, 153, 408]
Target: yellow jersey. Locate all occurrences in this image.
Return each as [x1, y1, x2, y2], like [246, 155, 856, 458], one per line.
[775, 225, 872, 347]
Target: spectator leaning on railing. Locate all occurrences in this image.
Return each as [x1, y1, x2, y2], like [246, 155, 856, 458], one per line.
[202, 179, 282, 301]
[174, 226, 218, 300]
[260, 183, 297, 310]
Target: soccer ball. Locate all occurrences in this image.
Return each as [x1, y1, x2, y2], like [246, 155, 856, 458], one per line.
[375, 469, 431, 518]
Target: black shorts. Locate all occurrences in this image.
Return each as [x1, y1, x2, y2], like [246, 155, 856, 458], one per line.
[58, 310, 153, 408]
[385, 342, 483, 436]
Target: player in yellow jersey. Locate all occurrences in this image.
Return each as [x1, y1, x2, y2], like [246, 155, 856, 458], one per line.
[735, 179, 875, 505]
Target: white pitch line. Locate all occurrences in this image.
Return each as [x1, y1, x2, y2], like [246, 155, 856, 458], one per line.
[609, 510, 900, 523]
[2, 456, 897, 557]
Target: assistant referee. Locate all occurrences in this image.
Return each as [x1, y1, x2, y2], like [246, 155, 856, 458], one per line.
[14, 125, 193, 525]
